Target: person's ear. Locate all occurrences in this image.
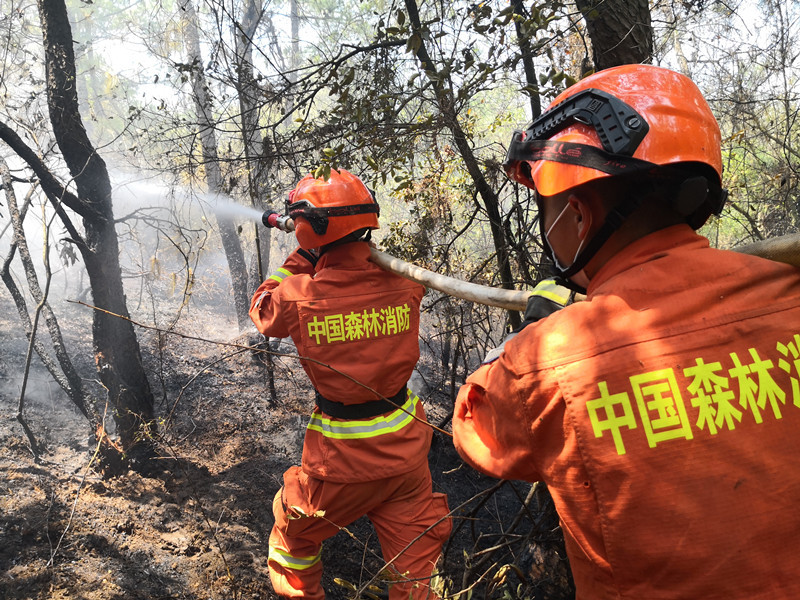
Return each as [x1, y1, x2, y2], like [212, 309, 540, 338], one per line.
[567, 194, 594, 241]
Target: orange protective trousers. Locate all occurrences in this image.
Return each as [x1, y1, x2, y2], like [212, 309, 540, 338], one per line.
[268, 461, 451, 600]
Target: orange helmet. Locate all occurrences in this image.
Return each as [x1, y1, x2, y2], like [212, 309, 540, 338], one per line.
[287, 169, 379, 249]
[504, 64, 725, 229]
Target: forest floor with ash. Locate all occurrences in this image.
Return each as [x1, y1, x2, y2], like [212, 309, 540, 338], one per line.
[0, 294, 573, 600]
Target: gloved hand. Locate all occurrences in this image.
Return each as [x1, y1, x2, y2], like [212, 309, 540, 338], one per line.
[516, 278, 571, 332]
[482, 278, 571, 364]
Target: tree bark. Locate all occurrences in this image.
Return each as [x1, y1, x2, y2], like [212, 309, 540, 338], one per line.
[36, 0, 155, 457]
[180, 0, 251, 331]
[233, 0, 272, 283]
[575, 0, 653, 69]
[232, 0, 279, 402]
[511, 0, 541, 118]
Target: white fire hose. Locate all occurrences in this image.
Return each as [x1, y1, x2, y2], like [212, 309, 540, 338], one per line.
[263, 213, 800, 311]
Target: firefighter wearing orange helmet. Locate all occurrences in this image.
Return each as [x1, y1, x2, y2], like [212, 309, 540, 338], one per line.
[250, 169, 450, 600]
[453, 64, 800, 598]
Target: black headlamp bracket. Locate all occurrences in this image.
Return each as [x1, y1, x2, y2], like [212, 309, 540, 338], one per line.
[503, 88, 653, 182]
[525, 88, 649, 156]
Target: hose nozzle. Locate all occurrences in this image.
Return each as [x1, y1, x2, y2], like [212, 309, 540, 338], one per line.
[262, 211, 295, 232]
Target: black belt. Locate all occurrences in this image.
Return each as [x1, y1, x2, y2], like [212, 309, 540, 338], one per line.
[315, 386, 408, 420]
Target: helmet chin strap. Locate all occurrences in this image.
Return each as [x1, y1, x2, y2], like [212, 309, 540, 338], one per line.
[541, 195, 643, 294]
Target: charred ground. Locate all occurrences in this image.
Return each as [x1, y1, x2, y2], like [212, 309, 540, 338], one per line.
[0, 292, 573, 600]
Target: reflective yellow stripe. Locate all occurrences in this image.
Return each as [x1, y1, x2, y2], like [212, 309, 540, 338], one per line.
[268, 267, 294, 283]
[307, 390, 419, 439]
[269, 547, 321, 571]
[529, 279, 570, 305]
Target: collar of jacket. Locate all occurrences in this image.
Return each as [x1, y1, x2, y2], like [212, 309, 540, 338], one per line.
[586, 224, 709, 297]
[315, 241, 372, 272]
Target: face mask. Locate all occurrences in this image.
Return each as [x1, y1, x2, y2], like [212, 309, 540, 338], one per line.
[544, 201, 587, 273]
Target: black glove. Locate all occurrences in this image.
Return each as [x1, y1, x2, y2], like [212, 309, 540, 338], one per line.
[482, 278, 572, 364]
[516, 278, 571, 332]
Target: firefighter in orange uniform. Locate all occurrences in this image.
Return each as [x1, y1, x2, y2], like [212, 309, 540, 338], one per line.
[250, 169, 450, 600]
[453, 64, 800, 598]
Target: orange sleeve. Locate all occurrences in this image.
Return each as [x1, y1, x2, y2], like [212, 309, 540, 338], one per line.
[249, 248, 316, 338]
[453, 355, 543, 482]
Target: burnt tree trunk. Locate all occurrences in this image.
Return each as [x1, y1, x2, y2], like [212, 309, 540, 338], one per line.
[233, 0, 272, 283]
[180, 0, 252, 331]
[37, 0, 155, 457]
[233, 0, 278, 402]
[575, 0, 653, 69]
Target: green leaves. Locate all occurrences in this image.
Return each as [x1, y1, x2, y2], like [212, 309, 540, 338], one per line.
[406, 32, 423, 54]
[314, 164, 332, 180]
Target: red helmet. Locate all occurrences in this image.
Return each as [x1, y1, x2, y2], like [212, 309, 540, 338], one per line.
[287, 169, 379, 249]
[504, 64, 725, 229]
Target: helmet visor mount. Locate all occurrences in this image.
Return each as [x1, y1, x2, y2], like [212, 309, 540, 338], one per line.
[521, 88, 650, 153]
[504, 88, 655, 189]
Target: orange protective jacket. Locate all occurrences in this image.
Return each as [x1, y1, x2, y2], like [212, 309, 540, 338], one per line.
[250, 242, 432, 483]
[454, 225, 800, 599]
